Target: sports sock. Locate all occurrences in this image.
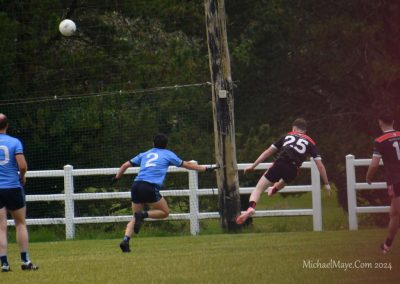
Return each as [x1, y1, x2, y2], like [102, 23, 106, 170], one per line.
[123, 236, 130, 242]
[249, 201, 256, 209]
[385, 238, 393, 247]
[0, 255, 9, 266]
[21, 252, 30, 263]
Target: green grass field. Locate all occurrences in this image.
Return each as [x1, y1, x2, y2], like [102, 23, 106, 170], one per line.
[2, 229, 399, 284]
[3, 189, 396, 283]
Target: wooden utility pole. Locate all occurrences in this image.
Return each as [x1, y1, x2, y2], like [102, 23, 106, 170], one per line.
[204, 0, 241, 230]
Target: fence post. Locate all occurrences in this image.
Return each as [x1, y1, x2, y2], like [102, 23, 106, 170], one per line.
[64, 165, 75, 239]
[310, 159, 322, 231]
[346, 155, 358, 230]
[188, 161, 200, 235]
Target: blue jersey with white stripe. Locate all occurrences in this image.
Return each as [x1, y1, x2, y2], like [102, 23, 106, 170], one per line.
[0, 134, 24, 189]
[130, 148, 183, 187]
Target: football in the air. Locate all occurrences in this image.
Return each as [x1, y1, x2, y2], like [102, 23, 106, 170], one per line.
[59, 19, 76, 37]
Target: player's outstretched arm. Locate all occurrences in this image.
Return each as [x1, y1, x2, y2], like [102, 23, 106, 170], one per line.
[182, 161, 219, 172]
[111, 161, 132, 185]
[244, 146, 277, 174]
[314, 159, 331, 196]
[366, 156, 380, 184]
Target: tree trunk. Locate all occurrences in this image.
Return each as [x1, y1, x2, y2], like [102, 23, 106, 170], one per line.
[204, 0, 241, 230]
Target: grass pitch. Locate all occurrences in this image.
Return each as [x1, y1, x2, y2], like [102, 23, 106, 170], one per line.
[2, 229, 399, 284]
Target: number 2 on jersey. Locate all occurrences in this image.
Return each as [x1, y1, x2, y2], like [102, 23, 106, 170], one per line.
[145, 153, 159, 167]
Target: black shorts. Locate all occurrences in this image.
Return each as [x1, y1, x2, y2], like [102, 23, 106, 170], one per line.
[264, 159, 298, 184]
[0, 187, 26, 210]
[131, 181, 162, 204]
[388, 183, 400, 198]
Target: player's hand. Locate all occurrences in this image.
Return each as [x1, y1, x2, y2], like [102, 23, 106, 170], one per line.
[366, 177, 372, 185]
[244, 165, 254, 174]
[110, 176, 119, 185]
[324, 184, 332, 197]
[205, 165, 220, 172]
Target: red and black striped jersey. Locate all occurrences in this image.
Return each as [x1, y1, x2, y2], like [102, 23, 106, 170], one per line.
[373, 130, 400, 184]
[272, 131, 321, 168]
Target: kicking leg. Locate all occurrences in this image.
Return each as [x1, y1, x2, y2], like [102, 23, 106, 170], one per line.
[236, 176, 273, 225]
[249, 176, 273, 206]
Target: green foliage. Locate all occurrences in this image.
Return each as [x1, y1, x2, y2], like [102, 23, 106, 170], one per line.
[76, 187, 130, 217]
[1, 1, 399, 221]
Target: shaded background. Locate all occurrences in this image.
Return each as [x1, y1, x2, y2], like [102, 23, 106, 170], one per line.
[0, 0, 399, 224]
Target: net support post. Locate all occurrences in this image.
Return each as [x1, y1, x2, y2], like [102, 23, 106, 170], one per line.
[188, 161, 200, 235]
[346, 155, 358, 230]
[64, 165, 75, 239]
[310, 159, 322, 231]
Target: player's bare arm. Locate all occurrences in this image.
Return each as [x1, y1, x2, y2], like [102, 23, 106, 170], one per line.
[16, 154, 27, 186]
[115, 161, 132, 179]
[244, 146, 277, 174]
[314, 159, 331, 195]
[366, 156, 381, 184]
[182, 161, 219, 172]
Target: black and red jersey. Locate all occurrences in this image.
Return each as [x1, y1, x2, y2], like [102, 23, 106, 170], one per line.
[272, 131, 321, 168]
[373, 130, 400, 184]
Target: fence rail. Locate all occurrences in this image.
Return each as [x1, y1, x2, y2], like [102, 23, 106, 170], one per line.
[346, 154, 389, 230]
[7, 161, 323, 239]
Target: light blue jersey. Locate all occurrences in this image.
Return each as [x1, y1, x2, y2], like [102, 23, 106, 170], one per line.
[0, 134, 24, 189]
[130, 148, 183, 187]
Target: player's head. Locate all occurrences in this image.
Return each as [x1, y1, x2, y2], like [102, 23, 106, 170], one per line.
[153, 133, 168, 149]
[0, 113, 8, 131]
[292, 118, 307, 133]
[378, 112, 394, 127]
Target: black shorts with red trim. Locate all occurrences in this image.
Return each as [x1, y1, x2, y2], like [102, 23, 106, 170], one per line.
[264, 159, 298, 184]
[388, 183, 400, 198]
[131, 181, 162, 204]
[0, 187, 26, 210]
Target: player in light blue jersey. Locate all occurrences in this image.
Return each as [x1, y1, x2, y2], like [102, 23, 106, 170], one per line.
[112, 133, 218, 252]
[0, 114, 38, 271]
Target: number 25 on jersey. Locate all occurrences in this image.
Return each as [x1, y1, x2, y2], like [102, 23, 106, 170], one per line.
[283, 136, 309, 154]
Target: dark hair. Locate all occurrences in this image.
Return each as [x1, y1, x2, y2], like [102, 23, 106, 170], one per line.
[0, 114, 8, 130]
[153, 133, 168, 149]
[292, 118, 307, 131]
[378, 112, 394, 125]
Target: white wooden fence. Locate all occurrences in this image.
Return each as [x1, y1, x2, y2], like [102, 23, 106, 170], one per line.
[7, 161, 323, 239]
[346, 154, 388, 230]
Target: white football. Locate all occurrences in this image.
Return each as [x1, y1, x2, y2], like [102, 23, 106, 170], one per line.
[59, 19, 76, 37]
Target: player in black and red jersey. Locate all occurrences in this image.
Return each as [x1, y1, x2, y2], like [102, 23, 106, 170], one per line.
[366, 112, 400, 253]
[236, 118, 331, 225]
